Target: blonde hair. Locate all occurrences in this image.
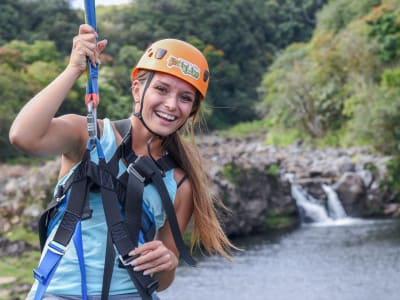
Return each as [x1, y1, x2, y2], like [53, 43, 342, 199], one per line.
[135, 70, 236, 258]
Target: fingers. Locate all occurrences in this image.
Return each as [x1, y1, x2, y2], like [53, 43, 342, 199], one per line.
[129, 241, 179, 276]
[69, 24, 107, 72]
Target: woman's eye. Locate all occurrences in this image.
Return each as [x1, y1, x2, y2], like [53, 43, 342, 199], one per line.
[180, 95, 194, 103]
[155, 85, 167, 93]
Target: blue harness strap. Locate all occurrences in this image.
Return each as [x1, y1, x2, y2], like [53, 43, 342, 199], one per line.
[32, 141, 101, 300]
[84, 0, 99, 123]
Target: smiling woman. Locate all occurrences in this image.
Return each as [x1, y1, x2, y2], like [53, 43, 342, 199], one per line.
[9, 21, 235, 300]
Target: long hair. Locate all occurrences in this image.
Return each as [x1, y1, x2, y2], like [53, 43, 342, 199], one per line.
[135, 70, 235, 258]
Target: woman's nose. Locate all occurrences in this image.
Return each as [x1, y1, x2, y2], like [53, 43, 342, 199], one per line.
[164, 94, 178, 110]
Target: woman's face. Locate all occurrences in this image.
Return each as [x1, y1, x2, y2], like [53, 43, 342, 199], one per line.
[132, 72, 196, 136]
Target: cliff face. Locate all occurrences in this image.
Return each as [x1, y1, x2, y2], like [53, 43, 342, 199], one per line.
[198, 134, 399, 235]
[1, 134, 399, 239]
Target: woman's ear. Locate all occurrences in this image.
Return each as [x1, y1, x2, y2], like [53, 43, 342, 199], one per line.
[131, 80, 141, 104]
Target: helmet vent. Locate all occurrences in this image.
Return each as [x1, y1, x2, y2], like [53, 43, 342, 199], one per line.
[156, 48, 167, 59]
[203, 70, 209, 82]
[147, 48, 154, 57]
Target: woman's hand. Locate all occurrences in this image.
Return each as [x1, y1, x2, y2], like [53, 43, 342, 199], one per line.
[68, 24, 107, 74]
[129, 240, 179, 276]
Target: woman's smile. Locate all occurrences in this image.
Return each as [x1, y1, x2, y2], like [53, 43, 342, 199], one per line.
[155, 111, 177, 122]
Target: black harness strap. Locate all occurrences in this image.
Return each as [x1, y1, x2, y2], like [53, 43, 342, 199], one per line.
[51, 153, 92, 248]
[101, 232, 115, 299]
[146, 160, 196, 266]
[114, 120, 196, 266]
[122, 153, 196, 267]
[98, 158, 158, 300]
[101, 119, 158, 299]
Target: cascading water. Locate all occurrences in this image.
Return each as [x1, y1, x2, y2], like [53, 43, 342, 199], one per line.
[290, 182, 330, 223]
[286, 173, 350, 224]
[322, 184, 347, 220]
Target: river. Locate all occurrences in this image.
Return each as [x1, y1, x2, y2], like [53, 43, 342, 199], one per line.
[159, 218, 400, 300]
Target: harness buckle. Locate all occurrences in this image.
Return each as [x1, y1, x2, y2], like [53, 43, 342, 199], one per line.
[47, 241, 67, 256]
[55, 194, 66, 203]
[118, 253, 139, 267]
[127, 163, 146, 183]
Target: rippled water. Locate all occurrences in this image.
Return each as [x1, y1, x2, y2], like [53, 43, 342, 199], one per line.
[159, 219, 400, 300]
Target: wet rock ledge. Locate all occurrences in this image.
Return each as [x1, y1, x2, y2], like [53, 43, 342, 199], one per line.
[1, 134, 399, 241]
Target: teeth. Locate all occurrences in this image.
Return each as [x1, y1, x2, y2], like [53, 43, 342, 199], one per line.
[157, 111, 176, 121]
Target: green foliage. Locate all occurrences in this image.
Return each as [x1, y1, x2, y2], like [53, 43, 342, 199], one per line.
[265, 127, 305, 147]
[258, 0, 400, 159]
[384, 157, 400, 192]
[4, 40, 60, 64]
[0, 250, 40, 299]
[4, 224, 38, 245]
[221, 163, 242, 184]
[220, 119, 270, 138]
[259, 40, 345, 138]
[365, 4, 400, 62]
[0, 0, 330, 163]
[0, 0, 81, 55]
[264, 211, 298, 230]
[98, 0, 326, 129]
[265, 164, 280, 177]
[317, 0, 380, 33]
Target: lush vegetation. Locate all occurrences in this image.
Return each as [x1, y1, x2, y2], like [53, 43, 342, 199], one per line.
[2, 0, 400, 189]
[257, 0, 400, 189]
[0, 0, 325, 161]
[258, 0, 400, 151]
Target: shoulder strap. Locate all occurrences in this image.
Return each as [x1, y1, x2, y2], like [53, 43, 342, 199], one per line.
[113, 119, 131, 138]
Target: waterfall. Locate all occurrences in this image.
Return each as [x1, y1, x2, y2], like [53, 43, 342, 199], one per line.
[290, 183, 330, 223]
[322, 184, 347, 220]
[286, 173, 348, 224]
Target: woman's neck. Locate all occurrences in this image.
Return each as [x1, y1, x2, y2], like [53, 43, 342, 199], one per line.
[130, 116, 164, 158]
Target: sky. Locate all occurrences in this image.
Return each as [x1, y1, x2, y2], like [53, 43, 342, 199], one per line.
[70, 0, 132, 9]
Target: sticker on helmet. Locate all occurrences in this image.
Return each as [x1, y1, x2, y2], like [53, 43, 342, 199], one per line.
[167, 56, 200, 80]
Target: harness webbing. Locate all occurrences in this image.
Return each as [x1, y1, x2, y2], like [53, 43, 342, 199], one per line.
[34, 120, 196, 299]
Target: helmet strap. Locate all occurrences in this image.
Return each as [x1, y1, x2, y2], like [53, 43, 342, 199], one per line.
[134, 71, 163, 138]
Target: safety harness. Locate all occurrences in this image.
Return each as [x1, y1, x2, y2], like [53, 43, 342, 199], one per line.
[33, 119, 196, 300]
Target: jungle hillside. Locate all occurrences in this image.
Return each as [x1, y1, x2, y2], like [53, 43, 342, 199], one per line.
[1, 0, 400, 189]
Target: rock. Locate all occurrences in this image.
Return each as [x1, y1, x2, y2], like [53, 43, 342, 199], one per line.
[0, 276, 17, 286]
[334, 172, 366, 217]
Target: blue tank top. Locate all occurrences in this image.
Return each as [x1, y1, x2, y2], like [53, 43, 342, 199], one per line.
[28, 119, 177, 296]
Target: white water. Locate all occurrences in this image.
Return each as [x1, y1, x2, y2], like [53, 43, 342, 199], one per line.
[322, 184, 347, 219]
[290, 183, 330, 223]
[159, 219, 400, 300]
[288, 176, 354, 225]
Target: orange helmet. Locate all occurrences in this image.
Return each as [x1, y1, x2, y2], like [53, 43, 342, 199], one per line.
[132, 39, 210, 99]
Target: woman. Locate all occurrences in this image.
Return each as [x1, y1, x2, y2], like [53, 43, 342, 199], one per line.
[9, 24, 234, 299]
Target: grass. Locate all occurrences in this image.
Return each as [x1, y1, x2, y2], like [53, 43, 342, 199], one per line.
[218, 119, 269, 138]
[0, 250, 40, 300]
[5, 224, 39, 245]
[0, 225, 40, 299]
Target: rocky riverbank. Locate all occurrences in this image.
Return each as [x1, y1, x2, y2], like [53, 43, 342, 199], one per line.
[1, 133, 400, 299]
[1, 134, 400, 246]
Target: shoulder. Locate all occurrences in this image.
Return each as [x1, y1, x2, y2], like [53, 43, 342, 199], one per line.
[173, 168, 193, 215]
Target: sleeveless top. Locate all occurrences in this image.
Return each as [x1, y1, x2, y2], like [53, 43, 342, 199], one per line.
[28, 118, 177, 296]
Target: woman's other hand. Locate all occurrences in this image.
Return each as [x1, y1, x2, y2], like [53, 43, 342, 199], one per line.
[129, 240, 179, 276]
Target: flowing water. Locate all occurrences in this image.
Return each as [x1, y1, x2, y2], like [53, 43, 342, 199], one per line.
[159, 219, 400, 300]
